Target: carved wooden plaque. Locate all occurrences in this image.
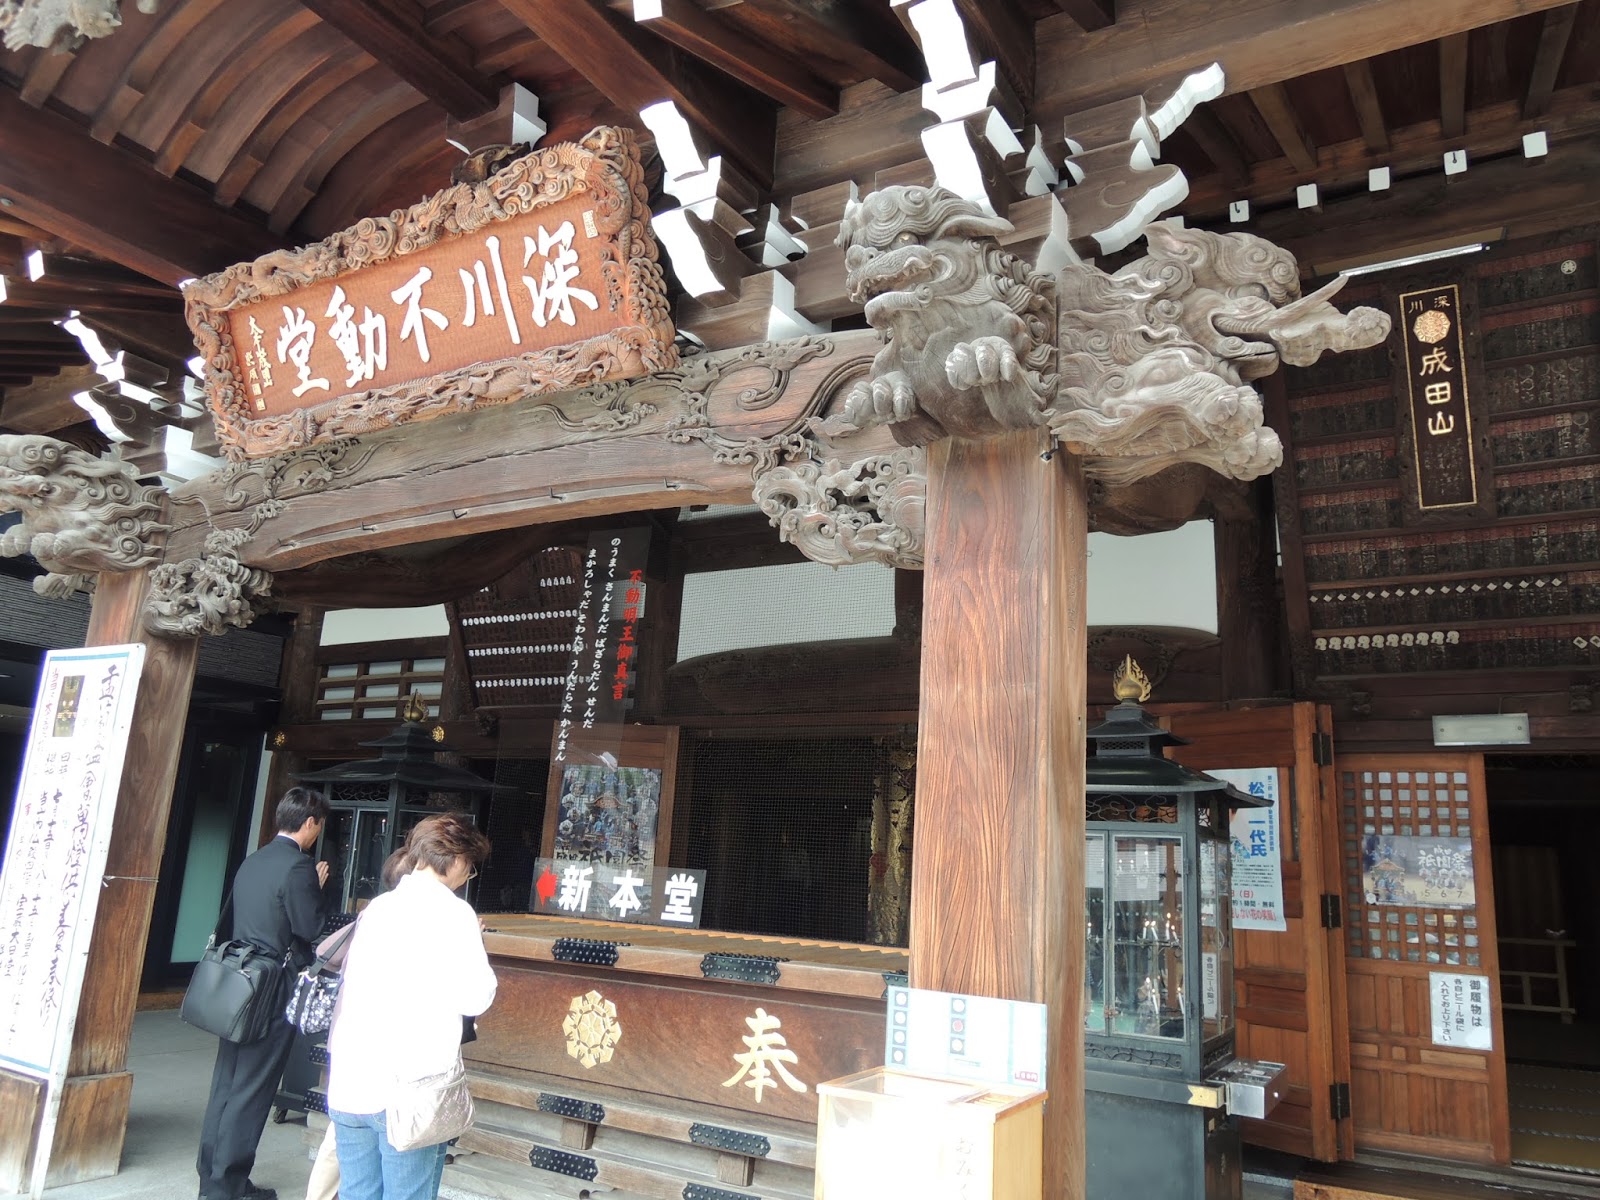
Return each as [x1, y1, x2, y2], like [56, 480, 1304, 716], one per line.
[185, 127, 676, 459]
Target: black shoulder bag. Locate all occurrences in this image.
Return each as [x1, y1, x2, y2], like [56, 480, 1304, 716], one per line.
[179, 891, 293, 1044]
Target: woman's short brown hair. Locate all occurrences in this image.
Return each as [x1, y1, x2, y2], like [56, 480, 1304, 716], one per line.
[405, 811, 490, 875]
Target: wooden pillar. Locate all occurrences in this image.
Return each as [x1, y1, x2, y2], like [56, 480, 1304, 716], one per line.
[259, 607, 322, 844]
[910, 428, 1087, 1199]
[1214, 476, 1284, 700]
[0, 566, 201, 1189]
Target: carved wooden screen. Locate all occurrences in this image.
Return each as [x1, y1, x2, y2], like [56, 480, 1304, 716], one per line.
[1337, 753, 1509, 1163]
[1168, 703, 1351, 1162]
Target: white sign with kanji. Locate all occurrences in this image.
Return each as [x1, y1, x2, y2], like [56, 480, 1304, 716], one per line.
[1211, 767, 1288, 933]
[1429, 971, 1493, 1050]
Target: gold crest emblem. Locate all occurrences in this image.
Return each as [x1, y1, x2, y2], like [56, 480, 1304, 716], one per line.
[563, 990, 621, 1068]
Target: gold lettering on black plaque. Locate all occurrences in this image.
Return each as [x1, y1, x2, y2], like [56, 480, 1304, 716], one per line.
[1399, 284, 1477, 509]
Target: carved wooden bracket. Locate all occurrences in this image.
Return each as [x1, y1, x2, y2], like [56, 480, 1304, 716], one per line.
[0, 435, 167, 597]
[0, 0, 155, 52]
[146, 528, 272, 638]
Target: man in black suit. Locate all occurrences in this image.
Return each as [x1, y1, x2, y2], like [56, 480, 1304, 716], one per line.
[196, 787, 331, 1200]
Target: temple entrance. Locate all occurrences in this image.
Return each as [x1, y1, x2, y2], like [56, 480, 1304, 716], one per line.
[1488, 754, 1600, 1177]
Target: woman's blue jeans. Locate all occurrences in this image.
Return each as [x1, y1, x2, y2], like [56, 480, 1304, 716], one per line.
[328, 1109, 449, 1200]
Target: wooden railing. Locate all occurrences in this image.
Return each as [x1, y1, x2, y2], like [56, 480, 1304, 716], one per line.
[1498, 936, 1576, 1023]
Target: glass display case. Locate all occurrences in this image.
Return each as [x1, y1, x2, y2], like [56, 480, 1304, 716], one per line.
[1081, 659, 1281, 1200]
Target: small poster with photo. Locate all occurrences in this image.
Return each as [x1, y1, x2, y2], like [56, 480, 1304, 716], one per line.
[1361, 834, 1475, 908]
[542, 723, 679, 879]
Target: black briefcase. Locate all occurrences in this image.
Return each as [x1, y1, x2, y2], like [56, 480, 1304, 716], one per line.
[180, 894, 290, 1044]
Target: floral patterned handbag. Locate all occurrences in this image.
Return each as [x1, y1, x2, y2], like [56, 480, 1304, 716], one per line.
[284, 920, 357, 1035]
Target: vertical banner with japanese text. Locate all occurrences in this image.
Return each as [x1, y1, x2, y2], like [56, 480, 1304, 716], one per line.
[552, 527, 650, 767]
[1399, 283, 1479, 511]
[0, 645, 145, 1198]
[1207, 767, 1288, 933]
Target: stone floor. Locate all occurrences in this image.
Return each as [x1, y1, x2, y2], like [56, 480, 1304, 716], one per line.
[45, 1009, 1301, 1200]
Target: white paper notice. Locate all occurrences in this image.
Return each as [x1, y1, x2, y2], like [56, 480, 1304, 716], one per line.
[885, 986, 1047, 1091]
[1430, 971, 1493, 1050]
[0, 645, 146, 1077]
[1211, 767, 1288, 933]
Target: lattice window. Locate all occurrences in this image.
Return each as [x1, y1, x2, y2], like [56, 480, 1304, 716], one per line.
[455, 546, 584, 709]
[1085, 794, 1179, 824]
[1340, 767, 1483, 968]
[317, 652, 444, 721]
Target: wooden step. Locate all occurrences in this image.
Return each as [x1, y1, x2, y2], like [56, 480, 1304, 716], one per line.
[1295, 1161, 1600, 1200]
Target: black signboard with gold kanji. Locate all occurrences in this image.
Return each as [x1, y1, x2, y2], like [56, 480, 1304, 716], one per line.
[1396, 283, 1494, 523]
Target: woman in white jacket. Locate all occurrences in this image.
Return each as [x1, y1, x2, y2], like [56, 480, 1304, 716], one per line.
[326, 814, 497, 1200]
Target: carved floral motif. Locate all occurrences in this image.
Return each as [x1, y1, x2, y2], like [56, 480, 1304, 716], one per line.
[0, 435, 166, 597]
[754, 448, 926, 569]
[0, 0, 155, 52]
[146, 529, 272, 638]
[186, 126, 677, 459]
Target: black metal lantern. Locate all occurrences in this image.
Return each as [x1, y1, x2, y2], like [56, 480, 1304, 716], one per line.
[1082, 658, 1283, 1200]
[293, 692, 499, 912]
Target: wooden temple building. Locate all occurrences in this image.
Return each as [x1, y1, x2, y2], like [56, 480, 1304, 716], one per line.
[1, 2, 1599, 1198]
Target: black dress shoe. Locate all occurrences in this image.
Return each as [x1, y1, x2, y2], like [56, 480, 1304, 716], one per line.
[239, 1185, 277, 1200]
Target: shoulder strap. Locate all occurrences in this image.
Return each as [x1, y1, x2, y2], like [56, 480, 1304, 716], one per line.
[312, 920, 358, 970]
[206, 889, 235, 949]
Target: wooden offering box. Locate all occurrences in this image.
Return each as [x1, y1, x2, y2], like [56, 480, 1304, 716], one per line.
[815, 1068, 1045, 1200]
[459, 916, 907, 1199]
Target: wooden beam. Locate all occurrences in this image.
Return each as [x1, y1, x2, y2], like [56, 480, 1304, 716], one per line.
[498, 0, 778, 186]
[0, 364, 100, 434]
[1053, 0, 1115, 31]
[739, 0, 924, 94]
[1439, 30, 1469, 141]
[1342, 59, 1390, 154]
[1034, 0, 1578, 123]
[1523, 4, 1579, 120]
[1249, 83, 1318, 172]
[0, 89, 283, 286]
[1180, 84, 1600, 216]
[912, 429, 1085, 1198]
[1245, 137, 1600, 270]
[633, 0, 839, 120]
[298, 0, 500, 119]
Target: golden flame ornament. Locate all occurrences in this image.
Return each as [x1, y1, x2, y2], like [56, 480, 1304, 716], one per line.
[1112, 655, 1152, 703]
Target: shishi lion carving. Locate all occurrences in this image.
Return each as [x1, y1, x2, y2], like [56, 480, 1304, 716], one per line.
[0, 435, 166, 597]
[825, 185, 1390, 485]
[830, 186, 1056, 445]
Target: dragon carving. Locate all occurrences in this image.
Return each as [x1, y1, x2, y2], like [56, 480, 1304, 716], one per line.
[820, 185, 1390, 490]
[0, 435, 166, 597]
[1053, 223, 1392, 485]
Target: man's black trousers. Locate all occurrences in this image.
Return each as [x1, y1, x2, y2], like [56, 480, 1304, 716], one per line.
[196, 1018, 295, 1200]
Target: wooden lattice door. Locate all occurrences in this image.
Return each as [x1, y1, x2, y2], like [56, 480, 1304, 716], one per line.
[1168, 702, 1351, 1161]
[1336, 753, 1510, 1163]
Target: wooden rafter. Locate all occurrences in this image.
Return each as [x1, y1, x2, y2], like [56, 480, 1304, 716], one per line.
[0, 89, 283, 285]
[298, 0, 501, 120]
[1342, 59, 1390, 154]
[738, 0, 925, 93]
[1052, 0, 1115, 31]
[1524, 3, 1580, 120]
[1439, 30, 1469, 141]
[499, 0, 778, 186]
[1249, 83, 1317, 173]
[1182, 105, 1250, 188]
[952, 0, 1038, 108]
[633, 0, 839, 121]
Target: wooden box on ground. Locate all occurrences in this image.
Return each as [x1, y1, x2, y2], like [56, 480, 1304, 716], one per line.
[814, 1067, 1045, 1200]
